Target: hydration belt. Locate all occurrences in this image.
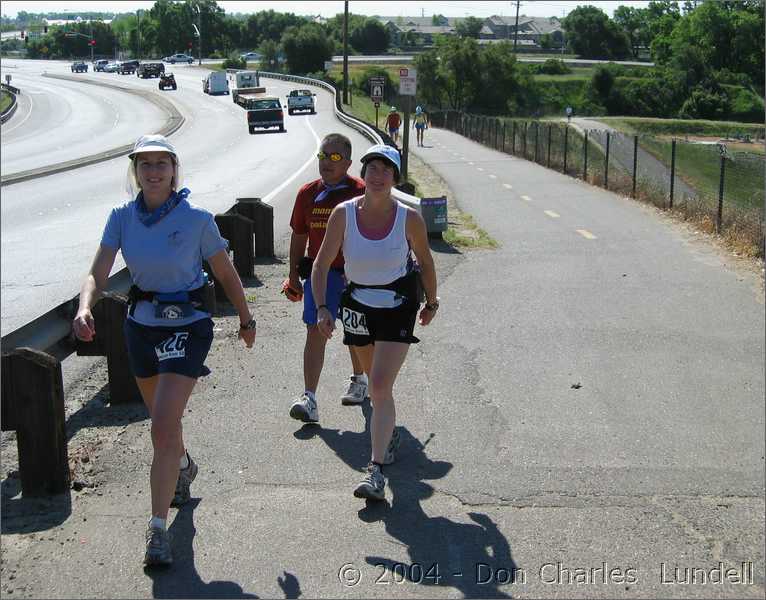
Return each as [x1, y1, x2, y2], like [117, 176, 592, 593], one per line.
[128, 284, 212, 319]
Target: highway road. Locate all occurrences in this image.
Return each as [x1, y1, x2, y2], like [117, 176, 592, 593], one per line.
[0, 59, 373, 335]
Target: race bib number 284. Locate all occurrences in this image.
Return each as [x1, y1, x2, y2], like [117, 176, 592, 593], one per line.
[341, 307, 369, 335]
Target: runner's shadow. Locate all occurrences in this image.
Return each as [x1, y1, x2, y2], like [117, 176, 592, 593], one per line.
[309, 402, 518, 597]
[276, 570, 302, 598]
[146, 498, 260, 598]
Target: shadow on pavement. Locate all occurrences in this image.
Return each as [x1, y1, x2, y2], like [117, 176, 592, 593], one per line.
[299, 401, 519, 598]
[146, 498, 260, 598]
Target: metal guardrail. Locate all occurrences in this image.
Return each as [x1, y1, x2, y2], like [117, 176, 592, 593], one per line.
[1, 82, 19, 123]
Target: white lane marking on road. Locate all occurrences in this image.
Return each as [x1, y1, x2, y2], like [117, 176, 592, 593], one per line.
[489, 174, 496, 179]
[261, 117, 321, 204]
[577, 229, 597, 239]
[503, 183, 512, 189]
[544, 210, 560, 218]
[521, 195, 532, 202]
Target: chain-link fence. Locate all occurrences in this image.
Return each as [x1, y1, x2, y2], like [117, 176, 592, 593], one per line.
[431, 110, 765, 257]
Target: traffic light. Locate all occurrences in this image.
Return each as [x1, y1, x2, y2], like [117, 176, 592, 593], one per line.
[43, 26, 48, 33]
[188, 42, 193, 49]
[20, 30, 25, 39]
[89, 39, 96, 46]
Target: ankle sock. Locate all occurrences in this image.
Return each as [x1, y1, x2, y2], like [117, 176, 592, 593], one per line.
[304, 390, 316, 402]
[354, 373, 368, 385]
[149, 516, 167, 531]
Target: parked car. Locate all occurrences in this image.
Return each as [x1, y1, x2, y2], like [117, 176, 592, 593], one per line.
[103, 62, 121, 73]
[163, 53, 194, 64]
[286, 89, 316, 115]
[71, 61, 88, 73]
[159, 73, 177, 90]
[137, 62, 164, 78]
[93, 59, 109, 72]
[240, 52, 261, 62]
[119, 60, 139, 75]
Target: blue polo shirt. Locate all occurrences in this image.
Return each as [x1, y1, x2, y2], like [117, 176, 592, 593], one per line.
[101, 196, 228, 327]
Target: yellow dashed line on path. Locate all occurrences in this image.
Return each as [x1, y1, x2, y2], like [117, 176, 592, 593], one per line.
[489, 174, 496, 179]
[503, 183, 512, 189]
[577, 229, 597, 239]
[477, 167, 484, 171]
[544, 210, 560, 218]
[521, 195, 532, 202]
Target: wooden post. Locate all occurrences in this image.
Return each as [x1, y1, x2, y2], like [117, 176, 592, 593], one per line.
[234, 197, 274, 258]
[604, 131, 611, 190]
[564, 126, 569, 173]
[547, 124, 552, 167]
[215, 213, 255, 277]
[669, 139, 676, 209]
[717, 154, 725, 233]
[1, 348, 70, 496]
[632, 135, 638, 198]
[584, 130, 589, 181]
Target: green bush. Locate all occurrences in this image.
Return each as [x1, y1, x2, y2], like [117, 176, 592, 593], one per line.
[725, 86, 765, 123]
[679, 87, 731, 120]
[351, 65, 394, 96]
[222, 54, 245, 70]
[537, 58, 571, 75]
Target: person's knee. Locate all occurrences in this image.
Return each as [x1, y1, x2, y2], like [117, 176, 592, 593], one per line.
[368, 377, 394, 403]
[151, 419, 182, 453]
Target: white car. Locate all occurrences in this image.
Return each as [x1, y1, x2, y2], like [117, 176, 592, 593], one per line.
[163, 53, 194, 64]
[103, 62, 121, 73]
[240, 52, 261, 62]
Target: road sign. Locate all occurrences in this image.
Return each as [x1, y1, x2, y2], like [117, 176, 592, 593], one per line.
[324, 60, 333, 71]
[399, 68, 417, 96]
[374, 101, 380, 108]
[368, 76, 385, 101]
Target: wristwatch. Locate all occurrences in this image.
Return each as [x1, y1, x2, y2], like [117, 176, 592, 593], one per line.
[240, 317, 256, 330]
[425, 299, 440, 311]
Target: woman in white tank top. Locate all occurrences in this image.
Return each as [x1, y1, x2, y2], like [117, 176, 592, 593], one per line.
[311, 144, 440, 501]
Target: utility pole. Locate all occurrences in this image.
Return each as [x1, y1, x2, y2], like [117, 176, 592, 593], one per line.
[197, 5, 202, 65]
[513, 0, 520, 52]
[136, 9, 141, 60]
[90, 22, 94, 63]
[343, 1, 349, 104]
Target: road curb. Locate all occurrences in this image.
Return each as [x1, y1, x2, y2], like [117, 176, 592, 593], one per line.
[0, 73, 185, 187]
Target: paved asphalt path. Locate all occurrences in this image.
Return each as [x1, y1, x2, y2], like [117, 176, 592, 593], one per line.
[1, 123, 763, 597]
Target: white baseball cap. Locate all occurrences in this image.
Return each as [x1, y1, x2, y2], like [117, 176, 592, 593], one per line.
[360, 144, 401, 175]
[128, 134, 177, 159]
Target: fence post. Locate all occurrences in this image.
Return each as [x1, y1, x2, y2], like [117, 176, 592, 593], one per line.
[512, 121, 516, 154]
[632, 135, 638, 198]
[669, 139, 676, 209]
[1, 348, 70, 496]
[234, 197, 274, 258]
[99, 295, 142, 404]
[523, 122, 528, 158]
[534, 122, 540, 163]
[717, 154, 726, 233]
[584, 130, 589, 181]
[604, 131, 611, 190]
[547, 124, 552, 167]
[501, 122, 506, 152]
[495, 119, 499, 149]
[215, 213, 255, 277]
[564, 126, 569, 173]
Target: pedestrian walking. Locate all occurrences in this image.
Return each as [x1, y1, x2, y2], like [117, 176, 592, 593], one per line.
[287, 133, 368, 423]
[385, 106, 402, 145]
[311, 144, 439, 501]
[413, 105, 429, 147]
[72, 134, 256, 567]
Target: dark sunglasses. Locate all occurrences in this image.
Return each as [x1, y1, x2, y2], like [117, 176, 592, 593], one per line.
[317, 151, 346, 162]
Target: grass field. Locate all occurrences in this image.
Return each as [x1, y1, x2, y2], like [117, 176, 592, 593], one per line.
[0, 90, 12, 113]
[600, 116, 766, 139]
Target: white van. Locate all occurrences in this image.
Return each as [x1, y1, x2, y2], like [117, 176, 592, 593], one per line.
[235, 71, 259, 89]
[203, 71, 229, 95]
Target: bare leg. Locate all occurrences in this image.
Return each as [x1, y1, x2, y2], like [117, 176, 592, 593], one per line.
[136, 375, 186, 466]
[147, 373, 197, 519]
[303, 325, 329, 393]
[349, 344, 365, 376]
[368, 342, 409, 463]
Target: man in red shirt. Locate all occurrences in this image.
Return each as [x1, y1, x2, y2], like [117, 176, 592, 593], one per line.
[385, 107, 402, 144]
[287, 133, 367, 423]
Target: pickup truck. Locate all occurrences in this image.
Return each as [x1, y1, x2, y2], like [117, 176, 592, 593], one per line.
[286, 89, 316, 115]
[119, 60, 139, 75]
[71, 62, 88, 73]
[234, 86, 266, 108]
[137, 62, 164, 78]
[244, 96, 285, 133]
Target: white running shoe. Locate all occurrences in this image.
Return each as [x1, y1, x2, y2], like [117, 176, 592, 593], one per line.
[353, 462, 386, 500]
[340, 376, 368, 406]
[289, 393, 319, 423]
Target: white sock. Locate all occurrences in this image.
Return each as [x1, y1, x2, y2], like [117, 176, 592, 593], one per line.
[354, 373, 368, 385]
[304, 390, 316, 402]
[179, 451, 189, 470]
[149, 516, 166, 531]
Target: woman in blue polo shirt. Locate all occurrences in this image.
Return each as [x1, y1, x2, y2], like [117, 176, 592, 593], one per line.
[72, 134, 256, 567]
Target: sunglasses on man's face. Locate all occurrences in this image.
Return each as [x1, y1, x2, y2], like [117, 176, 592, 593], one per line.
[317, 151, 346, 162]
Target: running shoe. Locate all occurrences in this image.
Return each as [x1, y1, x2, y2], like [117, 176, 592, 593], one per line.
[353, 462, 386, 500]
[144, 526, 173, 566]
[171, 452, 198, 507]
[340, 376, 368, 406]
[289, 393, 319, 423]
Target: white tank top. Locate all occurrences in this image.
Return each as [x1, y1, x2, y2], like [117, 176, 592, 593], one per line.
[343, 197, 409, 308]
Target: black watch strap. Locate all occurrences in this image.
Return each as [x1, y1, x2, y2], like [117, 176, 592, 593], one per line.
[240, 318, 256, 330]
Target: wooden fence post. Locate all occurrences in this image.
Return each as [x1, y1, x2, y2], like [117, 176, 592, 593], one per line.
[215, 213, 255, 277]
[1, 348, 70, 496]
[234, 197, 274, 258]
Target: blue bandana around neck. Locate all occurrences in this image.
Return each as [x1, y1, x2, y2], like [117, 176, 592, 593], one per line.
[314, 178, 349, 203]
[136, 187, 190, 227]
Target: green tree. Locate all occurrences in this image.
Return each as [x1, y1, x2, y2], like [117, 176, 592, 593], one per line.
[350, 18, 388, 54]
[413, 49, 445, 108]
[432, 36, 482, 110]
[258, 38, 280, 71]
[281, 23, 333, 74]
[431, 14, 448, 26]
[613, 5, 645, 59]
[455, 16, 483, 38]
[479, 41, 536, 114]
[562, 5, 631, 59]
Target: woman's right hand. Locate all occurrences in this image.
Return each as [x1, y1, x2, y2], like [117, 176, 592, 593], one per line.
[317, 306, 335, 339]
[72, 309, 96, 342]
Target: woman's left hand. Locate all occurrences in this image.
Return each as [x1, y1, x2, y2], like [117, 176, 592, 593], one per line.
[418, 303, 438, 326]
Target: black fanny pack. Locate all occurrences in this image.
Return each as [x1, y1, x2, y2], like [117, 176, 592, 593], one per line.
[347, 269, 423, 305]
[128, 284, 213, 319]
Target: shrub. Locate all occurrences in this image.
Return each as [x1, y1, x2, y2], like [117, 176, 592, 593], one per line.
[538, 58, 571, 75]
[222, 54, 245, 70]
[678, 86, 731, 120]
[727, 86, 765, 123]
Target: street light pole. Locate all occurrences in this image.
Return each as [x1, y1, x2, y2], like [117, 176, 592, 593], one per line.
[90, 22, 94, 63]
[136, 9, 141, 60]
[196, 6, 202, 65]
[343, 1, 349, 104]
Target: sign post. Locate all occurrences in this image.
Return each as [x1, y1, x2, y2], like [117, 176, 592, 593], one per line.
[398, 68, 417, 180]
[369, 76, 384, 129]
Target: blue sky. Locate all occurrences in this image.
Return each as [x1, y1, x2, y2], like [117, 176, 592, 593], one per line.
[3, 1, 651, 19]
